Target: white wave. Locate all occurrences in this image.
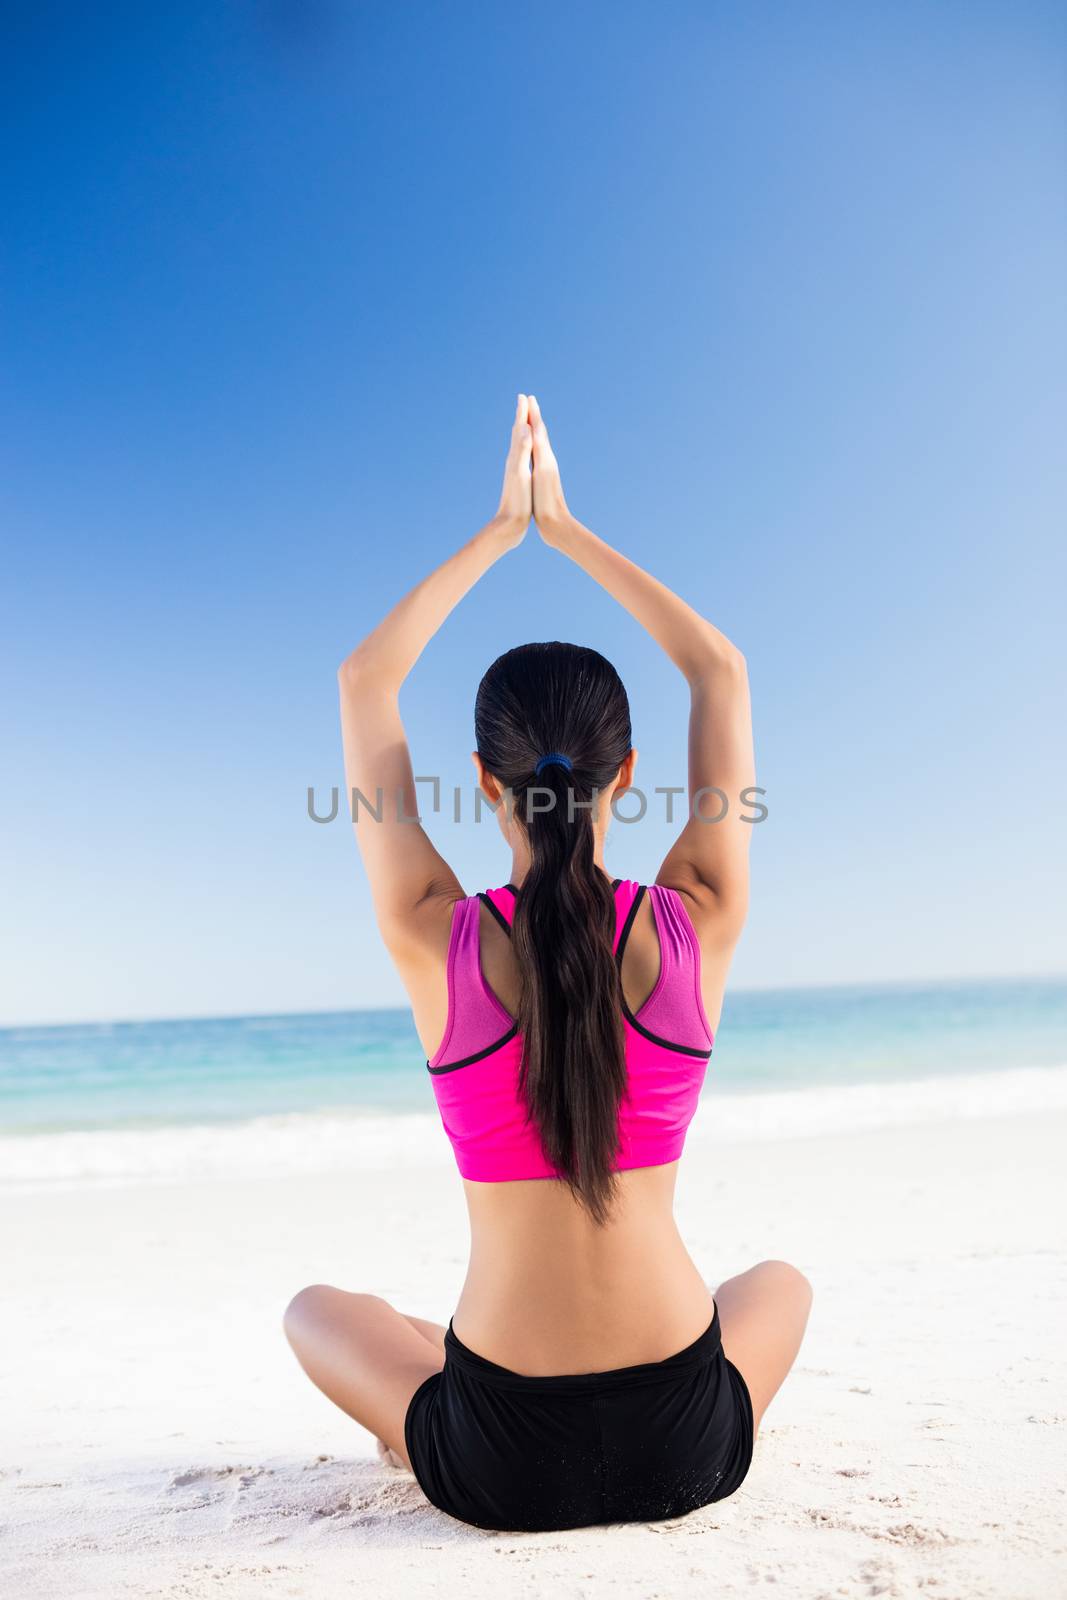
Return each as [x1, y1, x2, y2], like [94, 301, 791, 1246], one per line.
[689, 1062, 1067, 1144]
[2, 1064, 1066, 1193]
[0, 1110, 454, 1194]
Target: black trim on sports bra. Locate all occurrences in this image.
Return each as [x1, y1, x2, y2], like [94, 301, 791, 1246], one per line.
[427, 1020, 520, 1074]
[621, 1002, 713, 1059]
[478, 891, 513, 938]
[614, 883, 646, 965]
[615, 884, 713, 1060]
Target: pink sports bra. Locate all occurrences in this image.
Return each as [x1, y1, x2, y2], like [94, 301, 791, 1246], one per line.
[426, 878, 714, 1182]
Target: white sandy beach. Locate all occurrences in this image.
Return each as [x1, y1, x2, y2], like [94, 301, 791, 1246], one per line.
[2, 1100, 1064, 1600]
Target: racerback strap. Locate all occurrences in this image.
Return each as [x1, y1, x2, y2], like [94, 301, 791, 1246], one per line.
[480, 878, 629, 942]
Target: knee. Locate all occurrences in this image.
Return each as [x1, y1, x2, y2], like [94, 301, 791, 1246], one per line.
[282, 1282, 342, 1335]
[282, 1284, 383, 1335]
[753, 1259, 814, 1309]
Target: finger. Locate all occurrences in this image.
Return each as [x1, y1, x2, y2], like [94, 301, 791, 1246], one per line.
[507, 437, 532, 482]
[529, 394, 548, 440]
[529, 396, 551, 461]
[515, 392, 529, 426]
[511, 398, 531, 455]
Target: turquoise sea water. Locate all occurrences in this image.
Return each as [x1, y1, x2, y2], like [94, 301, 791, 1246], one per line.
[2, 977, 1065, 1137]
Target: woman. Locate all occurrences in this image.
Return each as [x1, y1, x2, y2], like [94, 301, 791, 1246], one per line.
[284, 394, 812, 1532]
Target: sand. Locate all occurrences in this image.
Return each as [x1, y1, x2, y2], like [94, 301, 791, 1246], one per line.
[2, 1105, 1064, 1599]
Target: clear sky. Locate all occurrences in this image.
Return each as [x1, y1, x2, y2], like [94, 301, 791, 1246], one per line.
[2, 2, 1065, 1026]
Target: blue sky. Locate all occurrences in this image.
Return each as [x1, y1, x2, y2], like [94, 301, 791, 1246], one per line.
[2, 2, 1065, 1025]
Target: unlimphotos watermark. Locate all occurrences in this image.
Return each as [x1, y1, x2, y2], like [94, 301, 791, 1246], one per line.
[306, 779, 768, 826]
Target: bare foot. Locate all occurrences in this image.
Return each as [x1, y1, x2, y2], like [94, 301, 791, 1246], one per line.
[375, 1437, 405, 1470]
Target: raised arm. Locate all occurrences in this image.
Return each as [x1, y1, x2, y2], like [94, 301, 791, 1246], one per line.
[527, 395, 754, 949]
[337, 396, 533, 967]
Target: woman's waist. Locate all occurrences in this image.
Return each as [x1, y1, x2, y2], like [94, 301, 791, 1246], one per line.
[444, 1299, 723, 1392]
[459, 1163, 689, 1282]
[453, 1224, 714, 1375]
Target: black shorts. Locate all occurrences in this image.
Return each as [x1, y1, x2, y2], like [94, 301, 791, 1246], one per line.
[404, 1303, 754, 1532]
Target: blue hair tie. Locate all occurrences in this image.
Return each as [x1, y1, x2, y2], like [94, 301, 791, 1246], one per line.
[534, 751, 573, 776]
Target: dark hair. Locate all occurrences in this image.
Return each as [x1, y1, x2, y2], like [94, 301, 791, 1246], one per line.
[474, 642, 633, 1223]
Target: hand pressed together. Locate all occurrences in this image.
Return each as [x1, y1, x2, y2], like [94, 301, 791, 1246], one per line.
[494, 392, 572, 547]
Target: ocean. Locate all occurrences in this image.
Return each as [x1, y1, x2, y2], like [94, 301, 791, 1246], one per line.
[1, 977, 1065, 1191]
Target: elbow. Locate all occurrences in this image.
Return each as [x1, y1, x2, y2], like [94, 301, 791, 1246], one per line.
[337, 646, 389, 694]
[688, 635, 747, 685]
[337, 652, 360, 685]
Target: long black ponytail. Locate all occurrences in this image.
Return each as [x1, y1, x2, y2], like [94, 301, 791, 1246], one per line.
[474, 642, 634, 1223]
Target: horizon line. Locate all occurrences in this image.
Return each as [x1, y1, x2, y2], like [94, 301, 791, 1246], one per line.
[3, 967, 1066, 1034]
